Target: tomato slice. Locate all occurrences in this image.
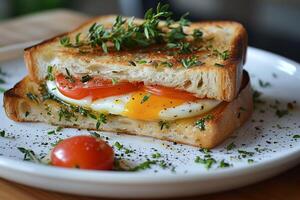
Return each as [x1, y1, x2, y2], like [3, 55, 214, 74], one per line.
[55, 74, 141, 100]
[51, 135, 114, 170]
[143, 85, 198, 101]
[56, 74, 89, 99]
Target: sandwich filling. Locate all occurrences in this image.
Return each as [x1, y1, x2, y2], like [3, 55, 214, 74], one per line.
[47, 73, 221, 121]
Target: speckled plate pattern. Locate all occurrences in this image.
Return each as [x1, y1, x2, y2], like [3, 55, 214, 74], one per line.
[0, 46, 300, 198]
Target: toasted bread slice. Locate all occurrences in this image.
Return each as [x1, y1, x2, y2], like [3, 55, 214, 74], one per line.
[4, 71, 252, 148]
[24, 15, 247, 102]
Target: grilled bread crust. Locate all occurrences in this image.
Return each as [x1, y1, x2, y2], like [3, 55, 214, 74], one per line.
[4, 71, 252, 148]
[24, 15, 247, 102]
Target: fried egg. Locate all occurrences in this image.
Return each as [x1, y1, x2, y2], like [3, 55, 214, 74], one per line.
[47, 81, 221, 121]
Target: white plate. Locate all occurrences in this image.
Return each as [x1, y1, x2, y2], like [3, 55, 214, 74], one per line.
[0, 46, 300, 198]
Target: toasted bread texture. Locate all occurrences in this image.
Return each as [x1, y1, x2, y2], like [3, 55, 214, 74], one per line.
[24, 15, 247, 102]
[4, 71, 252, 148]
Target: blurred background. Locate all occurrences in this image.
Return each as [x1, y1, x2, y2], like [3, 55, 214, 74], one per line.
[0, 0, 299, 62]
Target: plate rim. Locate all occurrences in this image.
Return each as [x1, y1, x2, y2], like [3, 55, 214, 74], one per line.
[0, 45, 300, 185]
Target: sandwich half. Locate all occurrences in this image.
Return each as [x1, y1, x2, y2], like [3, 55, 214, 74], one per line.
[4, 9, 252, 148]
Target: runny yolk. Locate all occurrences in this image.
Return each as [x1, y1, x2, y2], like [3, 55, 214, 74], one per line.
[122, 91, 186, 121]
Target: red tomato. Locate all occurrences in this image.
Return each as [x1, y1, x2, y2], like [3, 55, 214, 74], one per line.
[56, 74, 89, 99]
[51, 135, 114, 170]
[55, 74, 141, 100]
[143, 85, 198, 101]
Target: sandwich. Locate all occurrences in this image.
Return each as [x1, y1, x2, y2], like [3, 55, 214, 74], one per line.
[3, 4, 252, 148]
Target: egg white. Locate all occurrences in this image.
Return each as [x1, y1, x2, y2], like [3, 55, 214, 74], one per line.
[47, 81, 221, 120]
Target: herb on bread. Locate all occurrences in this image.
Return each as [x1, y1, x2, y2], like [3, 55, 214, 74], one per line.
[141, 94, 151, 104]
[181, 56, 201, 68]
[159, 120, 170, 130]
[46, 65, 54, 81]
[195, 114, 214, 130]
[96, 113, 107, 129]
[26, 93, 39, 103]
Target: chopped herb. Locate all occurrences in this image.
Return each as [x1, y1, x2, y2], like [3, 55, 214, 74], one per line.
[128, 61, 136, 66]
[56, 126, 63, 132]
[253, 90, 265, 104]
[60, 36, 71, 47]
[131, 160, 157, 171]
[167, 42, 192, 54]
[193, 29, 203, 39]
[226, 142, 236, 151]
[219, 160, 231, 168]
[47, 130, 56, 135]
[17, 147, 40, 163]
[65, 68, 75, 83]
[26, 93, 39, 103]
[46, 66, 54, 81]
[96, 113, 107, 129]
[214, 63, 224, 67]
[151, 153, 161, 158]
[141, 94, 151, 104]
[160, 61, 173, 68]
[0, 78, 5, 84]
[0, 130, 5, 137]
[114, 141, 123, 150]
[81, 75, 92, 83]
[181, 56, 201, 68]
[275, 109, 289, 118]
[213, 49, 229, 60]
[293, 135, 300, 139]
[258, 79, 271, 88]
[0, 87, 5, 93]
[195, 156, 216, 169]
[90, 132, 101, 138]
[195, 114, 214, 131]
[159, 120, 170, 130]
[75, 33, 82, 46]
[238, 150, 254, 158]
[136, 60, 147, 64]
[25, 111, 30, 117]
[200, 148, 211, 154]
[58, 107, 76, 121]
[111, 78, 118, 85]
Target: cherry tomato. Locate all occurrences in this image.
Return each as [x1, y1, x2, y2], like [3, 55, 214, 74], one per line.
[143, 85, 198, 101]
[51, 135, 114, 170]
[55, 74, 141, 100]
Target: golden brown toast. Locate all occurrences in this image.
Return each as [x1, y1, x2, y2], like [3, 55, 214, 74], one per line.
[4, 71, 252, 148]
[24, 15, 247, 101]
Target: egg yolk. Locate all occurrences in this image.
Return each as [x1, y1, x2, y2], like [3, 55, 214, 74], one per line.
[122, 91, 186, 121]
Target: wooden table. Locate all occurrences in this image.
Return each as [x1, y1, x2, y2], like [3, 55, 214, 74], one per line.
[0, 9, 299, 200]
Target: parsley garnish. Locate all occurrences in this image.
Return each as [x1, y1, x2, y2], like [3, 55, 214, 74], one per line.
[226, 142, 236, 151]
[159, 61, 173, 68]
[293, 135, 300, 139]
[195, 114, 214, 130]
[219, 160, 231, 168]
[181, 56, 201, 68]
[151, 153, 162, 159]
[111, 78, 118, 85]
[258, 79, 271, 88]
[0, 78, 5, 84]
[131, 160, 157, 171]
[60, 36, 72, 47]
[159, 120, 170, 130]
[17, 147, 40, 163]
[26, 93, 39, 103]
[114, 141, 123, 150]
[195, 156, 216, 169]
[96, 113, 107, 129]
[214, 63, 224, 67]
[46, 65, 54, 81]
[275, 109, 289, 118]
[141, 94, 151, 104]
[238, 150, 254, 158]
[90, 132, 101, 138]
[65, 68, 75, 83]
